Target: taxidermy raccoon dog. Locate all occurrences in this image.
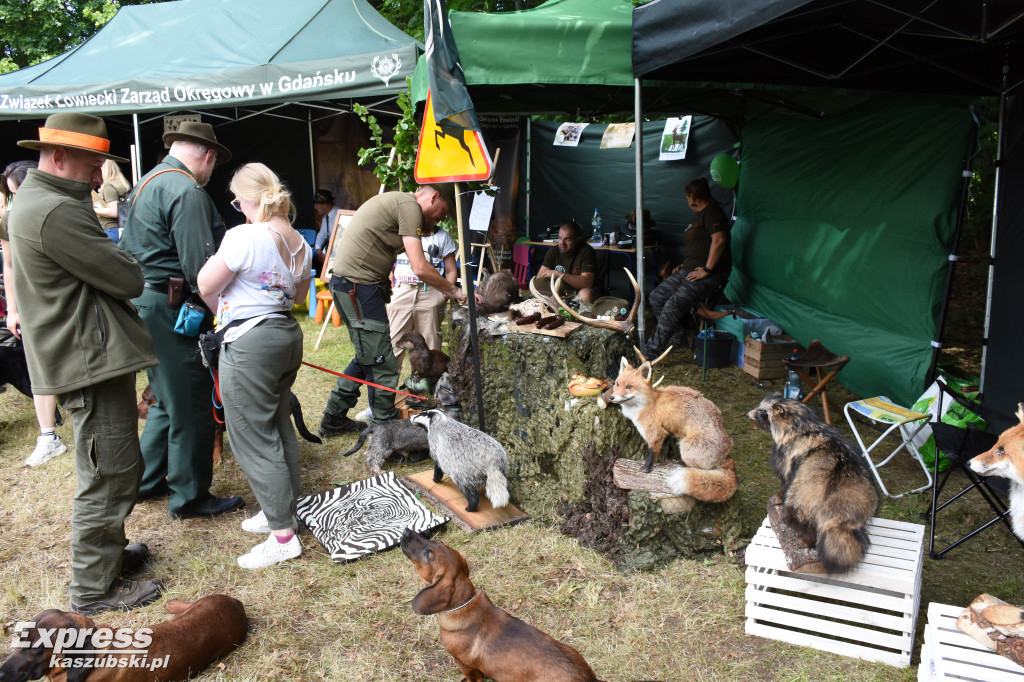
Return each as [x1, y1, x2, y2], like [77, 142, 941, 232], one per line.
[474, 269, 520, 316]
[410, 409, 510, 512]
[748, 393, 879, 574]
[341, 419, 430, 474]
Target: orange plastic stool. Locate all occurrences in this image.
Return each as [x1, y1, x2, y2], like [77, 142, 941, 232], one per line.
[315, 289, 341, 327]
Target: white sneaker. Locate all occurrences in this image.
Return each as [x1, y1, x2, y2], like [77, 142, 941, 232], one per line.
[237, 534, 301, 569]
[25, 435, 67, 467]
[354, 407, 372, 423]
[241, 510, 271, 533]
[241, 510, 297, 534]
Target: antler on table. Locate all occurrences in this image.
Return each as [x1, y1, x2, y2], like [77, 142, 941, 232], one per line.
[551, 268, 641, 334]
[527, 275, 563, 315]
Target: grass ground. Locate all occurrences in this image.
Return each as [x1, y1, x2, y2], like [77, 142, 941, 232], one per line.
[1, 312, 1020, 681]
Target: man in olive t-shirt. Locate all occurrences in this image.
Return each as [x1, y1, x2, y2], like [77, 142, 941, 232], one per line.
[318, 184, 467, 435]
[536, 220, 598, 302]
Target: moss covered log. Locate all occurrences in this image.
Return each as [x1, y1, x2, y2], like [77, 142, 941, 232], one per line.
[446, 313, 751, 571]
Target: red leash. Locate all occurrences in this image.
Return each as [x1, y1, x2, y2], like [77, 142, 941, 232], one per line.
[301, 361, 429, 401]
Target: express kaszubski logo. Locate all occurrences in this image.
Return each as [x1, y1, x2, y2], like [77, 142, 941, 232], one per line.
[10, 622, 170, 672]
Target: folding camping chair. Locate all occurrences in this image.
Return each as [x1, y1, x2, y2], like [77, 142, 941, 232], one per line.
[926, 380, 1024, 559]
[844, 395, 934, 498]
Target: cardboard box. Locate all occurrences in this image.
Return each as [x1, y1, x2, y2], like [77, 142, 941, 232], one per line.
[742, 334, 801, 379]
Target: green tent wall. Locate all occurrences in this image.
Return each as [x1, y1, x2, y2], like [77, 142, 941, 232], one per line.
[726, 104, 973, 405]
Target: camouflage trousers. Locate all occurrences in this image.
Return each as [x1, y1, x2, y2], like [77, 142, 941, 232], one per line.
[644, 268, 722, 357]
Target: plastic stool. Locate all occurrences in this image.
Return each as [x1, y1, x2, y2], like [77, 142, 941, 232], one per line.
[315, 289, 341, 327]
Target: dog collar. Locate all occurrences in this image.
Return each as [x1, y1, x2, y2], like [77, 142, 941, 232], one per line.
[436, 591, 479, 615]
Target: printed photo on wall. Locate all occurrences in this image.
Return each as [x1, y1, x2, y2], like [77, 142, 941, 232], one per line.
[659, 116, 692, 160]
[553, 122, 588, 146]
[600, 122, 635, 149]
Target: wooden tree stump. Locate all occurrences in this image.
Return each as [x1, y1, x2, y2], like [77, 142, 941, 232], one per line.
[611, 458, 696, 514]
[766, 496, 825, 574]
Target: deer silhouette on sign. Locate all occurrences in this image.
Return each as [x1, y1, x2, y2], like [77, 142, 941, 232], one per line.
[434, 120, 475, 168]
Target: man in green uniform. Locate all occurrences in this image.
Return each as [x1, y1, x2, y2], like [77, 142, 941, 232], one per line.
[119, 122, 243, 519]
[9, 113, 162, 614]
[536, 220, 598, 302]
[318, 184, 467, 435]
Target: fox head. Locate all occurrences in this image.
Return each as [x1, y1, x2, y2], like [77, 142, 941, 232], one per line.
[598, 357, 654, 407]
[970, 403, 1024, 479]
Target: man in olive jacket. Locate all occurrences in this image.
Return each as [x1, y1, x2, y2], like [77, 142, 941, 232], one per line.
[8, 113, 162, 615]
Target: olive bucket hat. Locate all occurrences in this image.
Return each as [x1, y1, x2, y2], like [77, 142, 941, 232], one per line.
[163, 121, 232, 165]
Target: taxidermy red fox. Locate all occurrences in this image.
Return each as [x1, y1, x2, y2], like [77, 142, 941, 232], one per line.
[970, 403, 1024, 541]
[598, 349, 736, 504]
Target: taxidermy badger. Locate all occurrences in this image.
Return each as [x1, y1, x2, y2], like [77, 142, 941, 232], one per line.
[341, 419, 430, 474]
[410, 409, 510, 512]
[475, 270, 520, 316]
[748, 393, 879, 574]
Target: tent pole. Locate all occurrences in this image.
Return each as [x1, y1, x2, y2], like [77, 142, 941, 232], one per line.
[634, 78, 646, 347]
[979, 87, 1008, 397]
[927, 106, 980, 386]
[455, 182, 486, 431]
[132, 114, 142, 183]
[308, 109, 316, 196]
[525, 116, 531, 240]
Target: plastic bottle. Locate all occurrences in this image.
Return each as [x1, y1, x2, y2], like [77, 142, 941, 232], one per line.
[784, 349, 802, 399]
[591, 208, 602, 243]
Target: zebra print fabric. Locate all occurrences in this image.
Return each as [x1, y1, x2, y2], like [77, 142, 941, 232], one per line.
[296, 472, 448, 562]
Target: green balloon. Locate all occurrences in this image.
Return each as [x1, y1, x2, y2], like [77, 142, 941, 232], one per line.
[710, 154, 739, 189]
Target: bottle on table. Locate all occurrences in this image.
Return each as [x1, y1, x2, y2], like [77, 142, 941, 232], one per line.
[591, 208, 602, 243]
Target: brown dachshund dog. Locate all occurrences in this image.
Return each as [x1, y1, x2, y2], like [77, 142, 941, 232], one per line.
[0, 594, 246, 682]
[400, 529, 599, 682]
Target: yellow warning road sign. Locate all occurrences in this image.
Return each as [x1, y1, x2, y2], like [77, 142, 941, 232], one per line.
[415, 89, 492, 183]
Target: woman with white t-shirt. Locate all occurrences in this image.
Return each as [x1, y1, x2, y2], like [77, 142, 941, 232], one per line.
[197, 162, 311, 569]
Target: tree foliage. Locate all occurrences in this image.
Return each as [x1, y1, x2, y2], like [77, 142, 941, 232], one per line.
[0, 0, 155, 74]
[369, 0, 543, 43]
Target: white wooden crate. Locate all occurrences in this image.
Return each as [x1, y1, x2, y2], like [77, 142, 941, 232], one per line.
[744, 515, 924, 668]
[918, 602, 1024, 681]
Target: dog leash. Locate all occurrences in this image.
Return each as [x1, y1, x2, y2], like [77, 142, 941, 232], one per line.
[301, 361, 429, 402]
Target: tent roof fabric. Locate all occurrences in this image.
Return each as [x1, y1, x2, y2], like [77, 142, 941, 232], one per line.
[633, 0, 1024, 97]
[411, 0, 636, 114]
[0, 0, 421, 119]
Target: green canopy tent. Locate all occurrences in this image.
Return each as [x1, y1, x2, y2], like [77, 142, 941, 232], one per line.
[410, 0, 636, 116]
[629, 0, 1024, 408]
[0, 0, 421, 208]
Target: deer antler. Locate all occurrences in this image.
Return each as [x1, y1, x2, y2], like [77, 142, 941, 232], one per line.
[528, 275, 562, 315]
[633, 345, 672, 367]
[633, 344, 672, 387]
[551, 268, 641, 334]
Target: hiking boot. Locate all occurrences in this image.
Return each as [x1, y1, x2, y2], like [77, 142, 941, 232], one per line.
[237, 534, 302, 569]
[136, 480, 171, 502]
[318, 411, 365, 438]
[121, 542, 150, 577]
[25, 435, 67, 467]
[71, 578, 164, 616]
[169, 494, 244, 520]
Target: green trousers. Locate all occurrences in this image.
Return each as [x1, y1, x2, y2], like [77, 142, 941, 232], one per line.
[133, 287, 215, 512]
[324, 279, 399, 422]
[219, 317, 303, 531]
[61, 372, 141, 603]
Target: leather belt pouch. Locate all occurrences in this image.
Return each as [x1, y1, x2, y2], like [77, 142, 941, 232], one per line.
[167, 276, 185, 308]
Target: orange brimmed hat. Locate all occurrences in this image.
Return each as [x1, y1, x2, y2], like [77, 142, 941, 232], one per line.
[18, 112, 128, 163]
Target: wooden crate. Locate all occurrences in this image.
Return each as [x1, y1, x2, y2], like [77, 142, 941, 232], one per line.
[742, 335, 801, 379]
[744, 515, 924, 668]
[918, 602, 1024, 681]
